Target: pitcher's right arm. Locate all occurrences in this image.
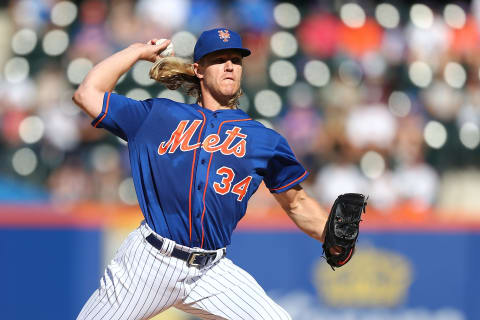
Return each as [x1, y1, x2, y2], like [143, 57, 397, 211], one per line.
[72, 39, 171, 118]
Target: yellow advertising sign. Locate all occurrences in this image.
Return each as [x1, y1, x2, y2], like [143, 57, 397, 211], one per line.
[314, 245, 413, 307]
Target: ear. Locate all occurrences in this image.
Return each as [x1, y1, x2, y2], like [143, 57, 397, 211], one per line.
[193, 62, 204, 79]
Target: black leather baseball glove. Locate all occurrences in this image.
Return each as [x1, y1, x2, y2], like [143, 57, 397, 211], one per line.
[322, 193, 367, 270]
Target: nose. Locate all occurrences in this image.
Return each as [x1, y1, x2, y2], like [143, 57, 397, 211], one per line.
[224, 60, 233, 71]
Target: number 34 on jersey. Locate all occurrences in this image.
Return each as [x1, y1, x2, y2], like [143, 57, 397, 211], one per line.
[213, 166, 252, 201]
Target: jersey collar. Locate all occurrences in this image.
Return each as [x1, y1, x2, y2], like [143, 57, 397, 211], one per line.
[191, 103, 250, 119]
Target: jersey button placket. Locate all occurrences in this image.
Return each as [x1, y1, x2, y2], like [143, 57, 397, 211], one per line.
[193, 114, 217, 246]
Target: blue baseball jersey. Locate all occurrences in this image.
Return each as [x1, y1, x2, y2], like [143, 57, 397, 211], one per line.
[92, 92, 308, 250]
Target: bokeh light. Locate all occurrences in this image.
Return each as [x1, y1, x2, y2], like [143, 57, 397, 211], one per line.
[90, 144, 120, 173]
[273, 3, 301, 29]
[12, 148, 38, 176]
[360, 151, 385, 179]
[410, 4, 434, 29]
[171, 31, 196, 57]
[117, 73, 127, 85]
[119, 178, 138, 205]
[60, 90, 81, 116]
[126, 88, 151, 100]
[409, 61, 432, 87]
[5, 81, 37, 109]
[304, 60, 330, 87]
[459, 123, 480, 149]
[444, 62, 466, 88]
[45, 113, 80, 151]
[11, 28, 37, 55]
[254, 90, 282, 117]
[269, 60, 297, 87]
[238, 94, 250, 112]
[158, 89, 186, 103]
[4, 57, 29, 83]
[340, 3, 366, 28]
[287, 82, 314, 109]
[388, 91, 411, 117]
[67, 58, 93, 85]
[338, 60, 363, 87]
[12, 0, 43, 27]
[270, 31, 298, 58]
[51, 1, 78, 27]
[375, 3, 400, 29]
[443, 4, 466, 29]
[424, 121, 447, 149]
[255, 119, 274, 129]
[132, 61, 155, 86]
[42, 29, 69, 56]
[19, 116, 45, 144]
[362, 52, 387, 78]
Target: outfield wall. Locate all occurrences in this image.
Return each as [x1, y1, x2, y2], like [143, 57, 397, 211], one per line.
[0, 203, 479, 320]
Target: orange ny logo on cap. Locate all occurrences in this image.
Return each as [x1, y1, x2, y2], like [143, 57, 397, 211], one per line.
[218, 29, 230, 42]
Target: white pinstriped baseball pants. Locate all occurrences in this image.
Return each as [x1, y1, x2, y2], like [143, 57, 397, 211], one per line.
[77, 221, 291, 320]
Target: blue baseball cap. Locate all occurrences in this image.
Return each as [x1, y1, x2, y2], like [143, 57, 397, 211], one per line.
[193, 28, 251, 62]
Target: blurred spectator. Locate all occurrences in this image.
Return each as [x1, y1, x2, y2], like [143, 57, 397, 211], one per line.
[2, 0, 480, 217]
[48, 160, 92, 203]
[345, 103, 397, 151]
[312, 146, 369, 205]
[297, 13, 340, 58]
[231, 0, 275, 32]
[136, 0, 190, 33]
[392, 116, 439, 208]
[339, 18, 383, 58]
[186, 0, 222, 32]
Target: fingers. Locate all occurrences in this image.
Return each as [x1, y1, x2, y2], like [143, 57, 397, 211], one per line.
[146, 39, 171, 50]
[136, 39, 172, 62]
[156, 39, 171, 49]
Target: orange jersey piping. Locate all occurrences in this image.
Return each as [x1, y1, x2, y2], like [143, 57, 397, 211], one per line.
[269, 170, 308, 191]
[93, 92, 111, 128]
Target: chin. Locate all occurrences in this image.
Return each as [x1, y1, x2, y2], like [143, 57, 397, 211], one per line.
[220, 88, 239, 98]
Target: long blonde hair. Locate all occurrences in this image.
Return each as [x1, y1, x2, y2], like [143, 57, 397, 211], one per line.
[149, 57, 242, 108]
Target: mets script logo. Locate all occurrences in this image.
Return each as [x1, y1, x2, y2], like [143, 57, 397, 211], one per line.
[158, 120, 247, 158]
[218, 29, 230, 42]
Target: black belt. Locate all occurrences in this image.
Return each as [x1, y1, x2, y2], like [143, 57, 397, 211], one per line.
[145, 233, 225, 268]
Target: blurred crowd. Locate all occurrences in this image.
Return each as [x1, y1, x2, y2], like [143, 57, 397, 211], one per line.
[2, 0, 480, 214]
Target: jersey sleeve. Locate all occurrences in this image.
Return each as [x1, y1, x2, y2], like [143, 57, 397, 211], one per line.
[263, 135, 309, 193]
[91, 92, 155, 141]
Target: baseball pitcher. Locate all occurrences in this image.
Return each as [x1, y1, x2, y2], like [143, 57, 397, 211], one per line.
[73, 28, 366, 320]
